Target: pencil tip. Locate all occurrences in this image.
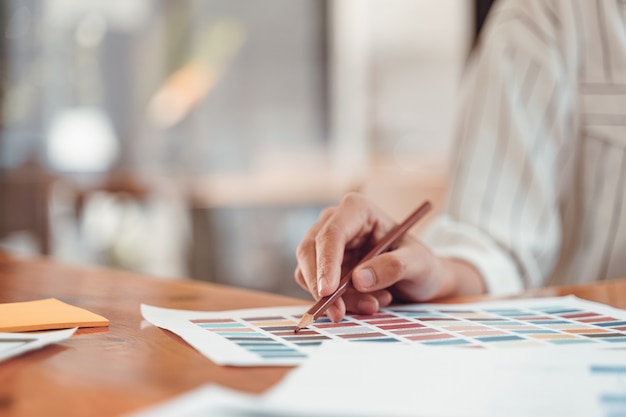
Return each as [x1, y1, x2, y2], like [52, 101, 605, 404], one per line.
[294, 313, 315, 333]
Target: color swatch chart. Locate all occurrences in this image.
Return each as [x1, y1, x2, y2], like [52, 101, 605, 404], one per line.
[0, 328, 76, 362]
[141, 296, 626, 366]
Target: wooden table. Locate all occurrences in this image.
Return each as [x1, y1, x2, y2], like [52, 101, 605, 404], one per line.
[1, 253, 626, 417]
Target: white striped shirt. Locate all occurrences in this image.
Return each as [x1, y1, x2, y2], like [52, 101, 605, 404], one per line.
[422, 0, 626, 294]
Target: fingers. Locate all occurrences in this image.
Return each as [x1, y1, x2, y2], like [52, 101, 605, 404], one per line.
[295, 193, 394, 300]
[297, 238, 441, 321]
[295, 206, 336, 298]
[341, 289, 393, 315]
[314, 221, 344, 297]
[325, 297, 346, 323]
[331, 240, 438, 318]
[351, 239, 445, 302]
[293, 193, 446, 324]
[314, 194, 394, 297]
[294, 266, 313, 296]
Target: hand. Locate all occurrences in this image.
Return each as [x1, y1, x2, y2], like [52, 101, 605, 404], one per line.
[294, 192, 486, 322]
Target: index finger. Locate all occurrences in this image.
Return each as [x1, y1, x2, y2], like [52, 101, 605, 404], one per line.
[295, 206, 336, 298]
[315, 193, 394, 297]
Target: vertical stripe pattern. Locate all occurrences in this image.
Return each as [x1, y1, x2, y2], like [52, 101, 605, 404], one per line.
[423, 0, 626, 293]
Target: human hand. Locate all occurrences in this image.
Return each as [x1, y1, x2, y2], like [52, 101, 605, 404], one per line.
[294, 192, 485, 322]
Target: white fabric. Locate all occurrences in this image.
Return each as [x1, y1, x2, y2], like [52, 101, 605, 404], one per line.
[422, 0, 626, 294]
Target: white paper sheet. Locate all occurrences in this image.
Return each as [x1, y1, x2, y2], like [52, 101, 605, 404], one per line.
[141, 296, 626, 366]
[126, 385, 263, 417]
[125, 344, 626, 417]
[0, 327, 76, 362]
[263, 342, 626, 417]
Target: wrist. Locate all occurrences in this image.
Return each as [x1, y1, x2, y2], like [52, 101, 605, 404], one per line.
[439, 257, 487, 298]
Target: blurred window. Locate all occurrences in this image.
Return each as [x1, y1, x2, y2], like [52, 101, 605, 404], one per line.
[0, 0, 329, 180]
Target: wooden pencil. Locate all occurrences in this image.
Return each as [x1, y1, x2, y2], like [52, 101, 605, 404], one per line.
[294, 200, 432, 332]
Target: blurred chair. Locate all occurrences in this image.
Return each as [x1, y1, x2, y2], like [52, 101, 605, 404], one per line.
[72, 171, 150, 221]
[0, 156, 54, 255]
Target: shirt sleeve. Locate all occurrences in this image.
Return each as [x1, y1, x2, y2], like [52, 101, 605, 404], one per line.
[421, 0, 576, 295]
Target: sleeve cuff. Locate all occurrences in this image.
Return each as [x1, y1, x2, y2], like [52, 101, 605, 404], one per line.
[420, 215, 524, 296]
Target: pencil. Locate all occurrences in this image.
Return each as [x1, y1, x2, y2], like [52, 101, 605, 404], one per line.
[294, 200, 432, 332]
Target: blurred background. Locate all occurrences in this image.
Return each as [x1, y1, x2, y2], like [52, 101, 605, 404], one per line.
[0, 0, 493, 298]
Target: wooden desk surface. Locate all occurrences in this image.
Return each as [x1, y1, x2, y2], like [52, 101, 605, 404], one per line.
[1, 254, 626, 417]
[0, 255, 307, 417]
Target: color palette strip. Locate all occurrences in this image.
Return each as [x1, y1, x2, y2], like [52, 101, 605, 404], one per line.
[141, 295, 626, 366]
[192, 301, 626, 360]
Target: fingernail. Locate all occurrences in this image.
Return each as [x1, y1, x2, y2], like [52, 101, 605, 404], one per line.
[317, 276, 328, 296]
[355, 268, 375, 289]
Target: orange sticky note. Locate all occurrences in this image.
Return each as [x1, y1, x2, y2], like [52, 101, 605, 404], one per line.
[0, 298, 109, 332]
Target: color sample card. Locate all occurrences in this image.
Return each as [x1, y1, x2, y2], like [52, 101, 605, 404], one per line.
[0, 328, 76, 362]
[141, 296, 626, 366]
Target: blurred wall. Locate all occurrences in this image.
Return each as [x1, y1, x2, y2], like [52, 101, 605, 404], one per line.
[0, 0, 473, 299]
